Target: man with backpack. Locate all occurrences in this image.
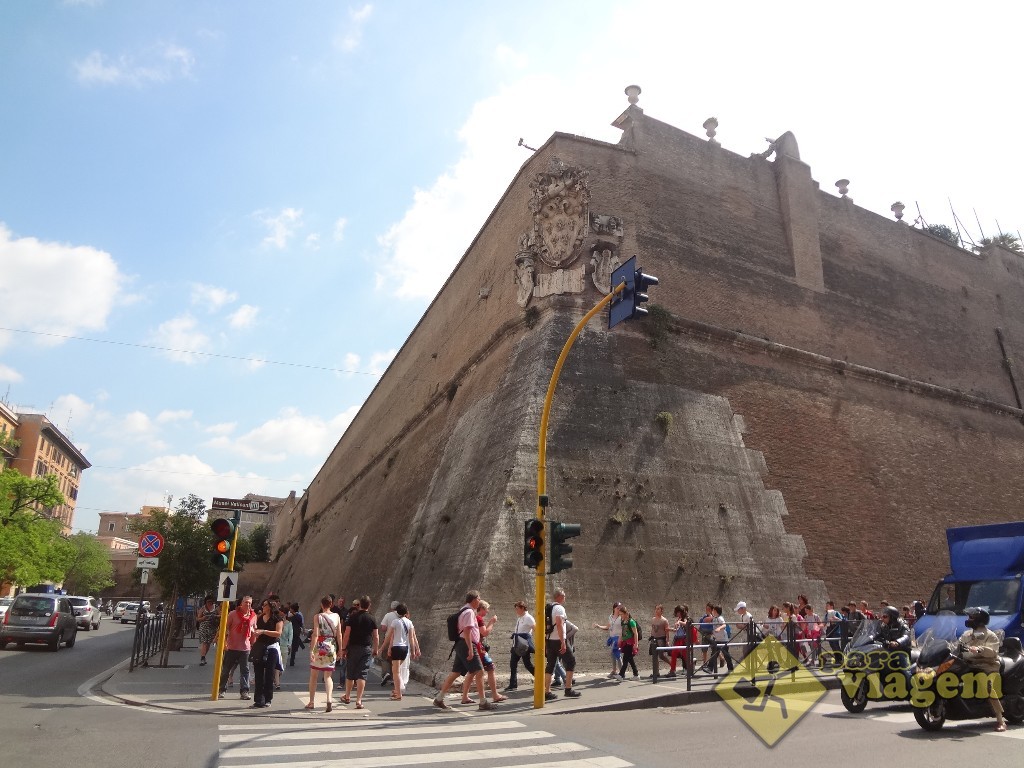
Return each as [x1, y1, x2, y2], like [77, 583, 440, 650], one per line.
[544, 588, 580, 700]
[433, 590, 492, 711]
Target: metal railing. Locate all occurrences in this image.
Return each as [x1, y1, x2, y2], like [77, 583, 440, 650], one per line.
[129, 612, 170, 671]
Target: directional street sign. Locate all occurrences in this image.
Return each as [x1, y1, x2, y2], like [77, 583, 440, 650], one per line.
[138, 531, 164, 557]
[218, 571, 238, 602]
[137, 557, 159, 570]
[212, 497, 270, 512]
[140, 569, 149, 584]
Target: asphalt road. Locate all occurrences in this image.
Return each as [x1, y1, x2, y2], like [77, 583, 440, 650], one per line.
[1, 622, 1021, 768]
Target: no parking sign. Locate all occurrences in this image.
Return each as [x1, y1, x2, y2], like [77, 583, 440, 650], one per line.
[139, 531, 164, 557]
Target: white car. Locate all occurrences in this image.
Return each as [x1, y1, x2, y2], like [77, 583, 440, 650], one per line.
[112, 601, 130, 620]
[0, 597, 13, 620]
[120, 602, 151, 624]
[68, 596, 102, 630]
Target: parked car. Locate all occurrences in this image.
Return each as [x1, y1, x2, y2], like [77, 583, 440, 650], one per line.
[120, 602, 151, 624]
[112, 601, 129, 620]
[0, 597, 13, 620]
[68, 596, 102, 631]
[0, 593, 78, 651]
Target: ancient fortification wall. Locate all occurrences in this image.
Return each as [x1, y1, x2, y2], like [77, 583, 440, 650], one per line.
[270, 90, 1024, 678]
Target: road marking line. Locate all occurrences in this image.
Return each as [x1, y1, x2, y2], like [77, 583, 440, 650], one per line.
[219, 741, 591, 767]
[220, 729, 554, 758]
[219, 720, 524, 743]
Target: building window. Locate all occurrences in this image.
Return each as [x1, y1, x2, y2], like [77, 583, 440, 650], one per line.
[107, 522, 115, 532]
[70, 487, 78, 500]
[36, 460, 46, 476]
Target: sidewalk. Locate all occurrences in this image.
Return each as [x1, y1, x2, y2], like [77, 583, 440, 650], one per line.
[100, 639, 840, 719]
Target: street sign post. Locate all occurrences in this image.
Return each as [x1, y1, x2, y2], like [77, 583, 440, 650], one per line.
[218, 572, 238, 603]
[138, 531, 164, 557]
[211, 497, 270, 512]
[140, 570, 149, 584]
[137, 557, 159, 569]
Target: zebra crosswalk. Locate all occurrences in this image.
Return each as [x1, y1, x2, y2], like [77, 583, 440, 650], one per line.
[217, 719, 634, 768]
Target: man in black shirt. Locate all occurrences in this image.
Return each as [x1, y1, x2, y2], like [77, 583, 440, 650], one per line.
[288, 602, 304, 666]
[340, 595, 379, 709]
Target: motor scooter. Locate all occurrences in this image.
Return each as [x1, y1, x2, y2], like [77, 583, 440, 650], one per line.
[912, 626, 1024, 731]
[839, 619, 918, 712]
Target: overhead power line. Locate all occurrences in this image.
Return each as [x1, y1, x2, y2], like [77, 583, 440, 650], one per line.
[0, 326, 382, 376]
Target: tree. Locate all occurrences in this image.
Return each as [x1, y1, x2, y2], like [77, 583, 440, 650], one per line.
[977, 233, 1023, 254]
[61, 533, 115, 595]
[0, 469, 69, 587]
[247, 523, 271, 562]
[925, 224, 959, 246]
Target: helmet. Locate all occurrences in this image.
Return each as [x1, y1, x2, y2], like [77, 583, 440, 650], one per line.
[882, 606, 901, 624]
[965, 607, 990, 629]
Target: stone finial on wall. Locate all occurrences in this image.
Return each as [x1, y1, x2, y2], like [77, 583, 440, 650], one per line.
[703, 117, 719, 146]
[891, 201, 906, 222]
[835, 179, 851, 200]
[625, 84, 642, 106]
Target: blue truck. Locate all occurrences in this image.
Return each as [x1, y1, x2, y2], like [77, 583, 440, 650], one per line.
[913, 521, 1024, 643]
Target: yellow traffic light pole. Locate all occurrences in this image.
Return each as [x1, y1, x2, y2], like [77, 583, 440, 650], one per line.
[534, 283, 624, 709]
[210, 518, 241, 700]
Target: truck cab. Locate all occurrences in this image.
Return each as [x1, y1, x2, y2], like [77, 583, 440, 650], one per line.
[914, 521, 1024, 643]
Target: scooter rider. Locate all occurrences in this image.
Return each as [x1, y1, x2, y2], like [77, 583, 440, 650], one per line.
[958, 607, 1007, 732]
[871, 606, 912, 682]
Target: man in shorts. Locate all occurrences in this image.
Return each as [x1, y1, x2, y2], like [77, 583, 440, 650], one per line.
[545, 588, 580, 700]
[378, 600, 400, 685]
[434, 590, 492, 711]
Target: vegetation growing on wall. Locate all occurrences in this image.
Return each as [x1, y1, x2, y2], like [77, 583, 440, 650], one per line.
[643, 304, 672, 348]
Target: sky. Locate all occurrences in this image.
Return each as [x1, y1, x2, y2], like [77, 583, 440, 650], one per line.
[1, 1, 1021, 537]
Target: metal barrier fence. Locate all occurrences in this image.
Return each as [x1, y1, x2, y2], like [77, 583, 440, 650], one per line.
[647, 617, 856, 690]
[129, 612, 170, 671]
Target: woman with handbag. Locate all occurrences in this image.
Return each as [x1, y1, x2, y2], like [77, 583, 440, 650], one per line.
[618, 606, 641, 679]
[250, 599, 285, 709]
[382, 603, 420, 700]
[507, 600, 536, 691]
[306, 595, 342, 712]
[196, 595, 217, 666]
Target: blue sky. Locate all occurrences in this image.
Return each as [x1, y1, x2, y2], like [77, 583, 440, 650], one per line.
[1, 1, 1020, 536]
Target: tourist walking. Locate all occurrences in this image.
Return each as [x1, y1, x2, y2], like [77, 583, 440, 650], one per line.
[196, 595, 217, 666]
[668, 604, 696, 677]
[219, 595, 256, 700]
[434, 590, 490, 711]
[288, 602, 304, 666]
[618, 606, 640, 679]
[543, 589, 580, 699]
[274, 604, 293, 690]
[592, 601, 622, 678]
[382, 603, 419, 700]
[250, 599, 284, 709]
[306, 595, 341, 712]
[341, 595, 379, 709]
[507, 600, 535, 691]
[650, 604, 671, 682]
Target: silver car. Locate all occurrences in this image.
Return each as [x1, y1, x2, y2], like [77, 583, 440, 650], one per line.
[0, 594, 78, 651]
[0, 597, 13, 620]
[68, 596, 102, 631]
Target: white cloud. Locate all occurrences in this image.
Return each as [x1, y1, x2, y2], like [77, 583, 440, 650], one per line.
[339, 349, 394, 377]
[255, 207, 304, 249]
[156, 409, 192, 424]
[228, 304, 259, 329]
[0, 364, 22, 383]
[0, 223, 126, 349]
[48, 394, 97, 432]
[206, 406, 359, 463]
[148, 313, 212, 364]
[494, 44, 528, 70]
[334, 4, 373, 51]
[191, 283, 238, 311]
[305, 233, 321, 250]
[205, 422, 237, 436]
[333, 217, 347, 243]
[74, 43, 195, 87]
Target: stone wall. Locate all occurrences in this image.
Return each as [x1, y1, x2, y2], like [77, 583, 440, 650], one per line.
[269, 97, 1024, 678]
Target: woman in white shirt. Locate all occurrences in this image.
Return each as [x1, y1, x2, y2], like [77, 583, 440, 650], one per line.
[592, 601, 623, 678]
[507, 600, 536, 691]
[382, 603, 419, 701]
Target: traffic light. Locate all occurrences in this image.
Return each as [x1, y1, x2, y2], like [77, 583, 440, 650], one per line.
[210, 517, 235, 568]
[608, 255, 659, 328]
[632, 268, 659, 319]
[523, 518, 544, 569]
[549, 521, 581, 574]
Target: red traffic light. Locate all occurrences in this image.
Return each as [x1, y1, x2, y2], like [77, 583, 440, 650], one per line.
[210, 518, 235, 539]
[523, 518, 544, 569]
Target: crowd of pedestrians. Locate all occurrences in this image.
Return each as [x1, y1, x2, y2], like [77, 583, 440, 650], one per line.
[196, 587, 927, 713]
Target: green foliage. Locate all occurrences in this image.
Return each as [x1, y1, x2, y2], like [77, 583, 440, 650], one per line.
[655, 411, 673, 435]
[127, 493, 236, 599]
[0, 469, 69, 585]
[61, 532, 115, 594]
[977, 233, 1023, 254]
[643, 304, 672, 349]
[925, 224, 959, 246]
[247, 523, 271, 562]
